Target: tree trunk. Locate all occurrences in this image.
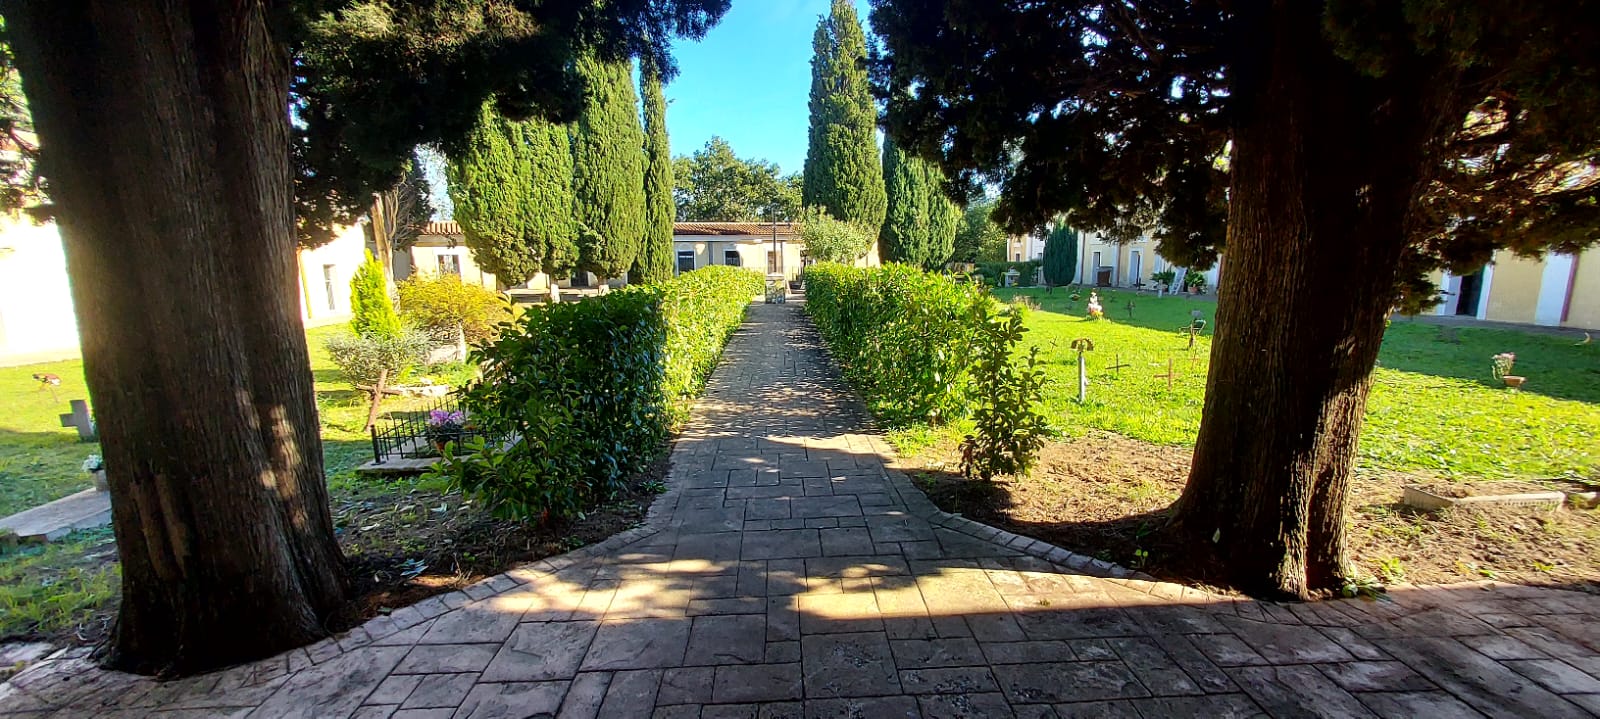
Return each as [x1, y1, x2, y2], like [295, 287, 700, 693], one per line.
[365, 368, 389, 432]
[7, 0, 346, 674]
[1170, 0, 1449, 599]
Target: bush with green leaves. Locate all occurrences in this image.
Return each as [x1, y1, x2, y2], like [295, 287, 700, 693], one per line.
[322, 329, 431, 388]
[805, 262, 1048, 477]
[397, 272, 509, 345]
[433, 265, 761, 519]
[975, 260, 1043, 287]
[961, 309, 1050, 481]
[797, 206, 875, 264]
[350, 249, 402, 339]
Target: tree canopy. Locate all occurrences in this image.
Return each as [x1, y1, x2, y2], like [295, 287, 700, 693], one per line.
[802, 0, 886, 232]
[953, 200, 1008, 264]
[633, 65, 676, 284]
[447, 102, 542, 284]
[880, 134, 959, 269]
[673, 137, 801, 221]
[572, 54, 648, 281]
[798, 207, 875, 264]
[291, 0, 729, 247]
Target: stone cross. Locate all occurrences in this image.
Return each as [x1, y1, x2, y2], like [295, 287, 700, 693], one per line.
[59, 399, 97, 442]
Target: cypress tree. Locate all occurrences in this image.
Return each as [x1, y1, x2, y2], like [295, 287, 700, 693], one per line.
[350, 249, 402, 339]
[802, 0, 886, 232]
[1042, 225, 1079, 286]
[523, 118, 579, 278]
[572, 55, 647, 283]
[448, 102, 540, 284]
[881, 135, 958, 269]
[633, 65, 676, 284]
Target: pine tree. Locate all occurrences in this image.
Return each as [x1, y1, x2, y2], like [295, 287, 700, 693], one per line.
[802, 0, 886, 233]
[572, 55, 647, 283]
[350, 250, 402, 339]
[1041, 225, 1078, 286]
[448, 102, 540, 284]
[633, 65, 676, 283]
[880, 135, 958, 269]
[522, 117, 579, 278]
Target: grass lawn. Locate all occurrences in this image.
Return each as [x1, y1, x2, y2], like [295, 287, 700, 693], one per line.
[0, 324, 459, 642]
[974, 287, 1600, 482]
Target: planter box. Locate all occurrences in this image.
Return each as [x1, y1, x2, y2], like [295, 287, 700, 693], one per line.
[1402, 485, 1565, 512]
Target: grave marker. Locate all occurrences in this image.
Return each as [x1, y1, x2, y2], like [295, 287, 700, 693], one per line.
[1070, 338, 1095, 403]
[59, 400, 97, 442]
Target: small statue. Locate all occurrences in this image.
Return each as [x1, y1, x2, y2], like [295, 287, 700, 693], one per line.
[1086, 290, 1104, 320]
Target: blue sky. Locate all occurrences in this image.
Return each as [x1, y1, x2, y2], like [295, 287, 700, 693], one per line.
[665, 0, 873, 175]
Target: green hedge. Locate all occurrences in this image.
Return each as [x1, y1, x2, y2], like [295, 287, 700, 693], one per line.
[433, 266, 762, 519]
[804, 262, 1049, 479]
[975, 260, 1042, 287]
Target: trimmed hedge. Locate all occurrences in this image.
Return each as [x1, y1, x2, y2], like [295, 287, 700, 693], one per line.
[433, 266, 763, 519]
[975, 260, 1043, 287]
[804, 262, 1049, 479]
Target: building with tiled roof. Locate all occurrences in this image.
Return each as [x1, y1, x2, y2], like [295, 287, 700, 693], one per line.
[672, 221, 876, 279]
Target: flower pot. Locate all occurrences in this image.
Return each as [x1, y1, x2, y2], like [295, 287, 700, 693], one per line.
[92, 469, 109, 492]
[1502, 375, 1526, 389]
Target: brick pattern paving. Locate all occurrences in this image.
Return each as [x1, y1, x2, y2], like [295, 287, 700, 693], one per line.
[3, 301, 1599, 718]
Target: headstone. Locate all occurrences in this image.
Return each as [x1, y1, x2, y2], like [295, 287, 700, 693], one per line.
[1003, 268, 1021, 287]
[59, 400, 97, 442]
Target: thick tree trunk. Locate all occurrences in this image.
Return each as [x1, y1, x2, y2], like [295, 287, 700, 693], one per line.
[7, 0, 346, 673]
[1170, 1, 1448, 599]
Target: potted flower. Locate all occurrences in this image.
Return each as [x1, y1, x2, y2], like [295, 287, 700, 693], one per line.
[425, 409, 468, 452]
[1491, 352, 1524, 389]
[82, 454, 108, 492]
[1185, 272, 1208, 294]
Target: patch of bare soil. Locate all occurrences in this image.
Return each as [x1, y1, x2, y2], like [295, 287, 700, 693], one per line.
[910, 431, 1600, 595]
[330, 448, 667, 631]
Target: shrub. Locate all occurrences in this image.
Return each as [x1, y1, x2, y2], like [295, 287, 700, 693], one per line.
[804, 263, 986, 425]
[350, 250, 402, 339]
[805, 262, 1049, 477]
[976, 260, 1043, 287]
[433, 265, 761, 519]
[961, 309, 1050, 480]
[323, 330, 431, 388]
[798, 206, 875, 264]
[397, 272, 509, 345]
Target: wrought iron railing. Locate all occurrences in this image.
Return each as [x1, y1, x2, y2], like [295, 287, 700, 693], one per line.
[368, 396, 488, 464]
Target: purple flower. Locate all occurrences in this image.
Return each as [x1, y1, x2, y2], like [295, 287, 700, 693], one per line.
[428, 409, 465, 427]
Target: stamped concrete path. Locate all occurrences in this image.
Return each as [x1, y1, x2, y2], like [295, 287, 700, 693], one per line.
[4, 301, 1600, 718]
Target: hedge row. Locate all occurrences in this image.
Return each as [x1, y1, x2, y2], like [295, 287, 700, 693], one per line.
[804, 263, 1049, 479]
[434, 266, 763, 519]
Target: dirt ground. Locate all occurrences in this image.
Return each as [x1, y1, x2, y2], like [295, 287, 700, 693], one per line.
[911, 431, 1600, 596]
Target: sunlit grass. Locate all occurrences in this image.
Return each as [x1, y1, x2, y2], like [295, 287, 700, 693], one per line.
[992, 287, 1600, 481]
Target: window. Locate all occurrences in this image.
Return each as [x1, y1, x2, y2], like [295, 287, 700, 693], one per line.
[768, 250, 780, 274]
[724, 249, 741, 267]
[438, 254, 461, 276]
[1092, 251, 1102, 269]
[677, 249, 695, 274]
[322, 264, 337, 311]
[1014, 253, 1022, 262]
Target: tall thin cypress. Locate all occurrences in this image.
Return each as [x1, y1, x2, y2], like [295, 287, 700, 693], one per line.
[880, 135, 958, 269]
[522, 118, 578, 278]
[448, 102, 540, 284]
[572, 55, 647, 283]
[801, 0, 886, 232]
[633, 64, 676, 284]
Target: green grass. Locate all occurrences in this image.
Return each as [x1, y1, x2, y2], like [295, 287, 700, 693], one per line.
[0, 324, 466, 640]
[982, 287, 1600, 481]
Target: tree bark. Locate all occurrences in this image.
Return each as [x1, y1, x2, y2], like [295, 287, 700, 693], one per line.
[1170, 0, 1452, 599]
[365, 368, 389, 432]
[6, 0, 346, 673]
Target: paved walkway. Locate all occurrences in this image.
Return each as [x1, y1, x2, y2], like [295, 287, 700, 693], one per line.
[4, 301, 1600, 718]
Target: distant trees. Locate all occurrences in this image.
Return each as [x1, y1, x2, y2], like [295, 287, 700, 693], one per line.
[1041, 225, 1078, 285]
[572, 55, 648, 284]
[674, 137, 801, 221]
[954, 200, 1008, 263]
[880, 135, 959, 269]
[802, 0, 885, 233]
[634, 66, 676, 284]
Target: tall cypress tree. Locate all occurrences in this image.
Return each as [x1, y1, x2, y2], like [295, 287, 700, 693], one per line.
[523, 118, 579, 279]
[1042, 225, 1079, 285]
[448, 102, 540, 284]
[572, 55, 647, 283]
[802, 0, 886, 232]
[633, 64, 676, 284]
[880, 134, 958, 269]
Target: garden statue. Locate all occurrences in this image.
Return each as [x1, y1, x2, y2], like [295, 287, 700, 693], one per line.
[1086, 291, 1104, 320]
